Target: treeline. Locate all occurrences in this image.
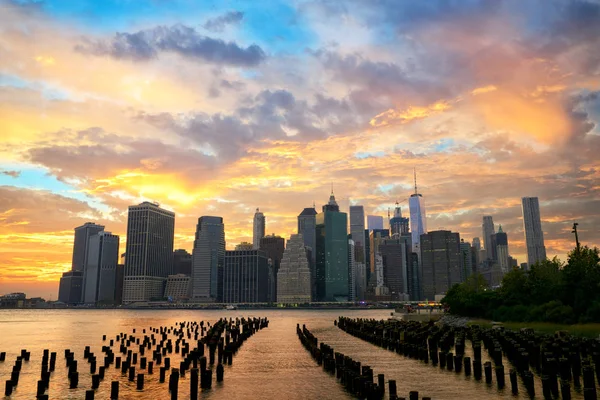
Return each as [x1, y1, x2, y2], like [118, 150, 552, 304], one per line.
[442, 246, 600, 324]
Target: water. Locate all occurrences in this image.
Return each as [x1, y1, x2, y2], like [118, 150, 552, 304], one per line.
[0, 309, 588, 399]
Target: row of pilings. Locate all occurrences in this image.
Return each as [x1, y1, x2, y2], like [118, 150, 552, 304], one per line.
[297, 323, 432, 400]
[2, 317, 268, 399]
[336, 316, 600, 400]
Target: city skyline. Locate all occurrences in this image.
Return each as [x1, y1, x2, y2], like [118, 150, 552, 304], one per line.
[1, 0, 599, 298]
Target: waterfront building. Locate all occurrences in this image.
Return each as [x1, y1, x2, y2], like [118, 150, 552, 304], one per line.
[367, 215, 384, 231]
[83, 231, 120, 304]
[164, 274, 191, 300]
[115, 264, 124, 305]
[58, 271, 83, 304]
[72, 222, 105, 273]
[496, 225, 510, 274]
[252, 208, 265, 249]
[482, 216, 495, 262]
[409, 171, 427, 261]
[522, 197, 547, 267]
[277, 234, 311, 303]
[192, 216, 225, 301]
[223, 249, 269, 303]
[420, 230, 462, 300]
[123, 202, 175, 303]
[297, 206, 317, 300]
[315, 191, 349, 302]
[259, 234, 285, 302]
[173, 249, 192, 276]
[472, 237, 481, 266]
[380, 237, 409, 300]
[364, 229, 371, 283]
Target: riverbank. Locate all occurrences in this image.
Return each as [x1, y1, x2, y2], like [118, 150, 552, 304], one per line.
[467, 318, 600, 338]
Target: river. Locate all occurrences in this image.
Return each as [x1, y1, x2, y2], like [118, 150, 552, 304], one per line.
[0, 309, 587, 399]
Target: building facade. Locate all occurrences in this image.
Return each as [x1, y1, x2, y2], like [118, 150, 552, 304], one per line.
[459, 239, 474, 280]
[223, 250, 269, 303]
[259, 235, 285, 302]
[72, 222, 105, 272]
[409, 193, 427, 261]
[379, 237, 409, 300]
[315, 193, 349, 302]
[495, 226, 510, 274]
[58, 271, 83, 304]
[252, 208, 265, 249]
[389, 203, 409, 236]
[522, 197, 547, 267]
[164, 274, 191, 300]
[349, 205, 366, 264]
[298, 207, 317, 300]
[420, 230, 462, 300]
[192, 216, 225, 301]
[482, 216, 495, 262]
[173, 249, 192, 276]
[83, 231, 120, 304]
[123, 202, 175, 303]
[277, 234, 311, 303]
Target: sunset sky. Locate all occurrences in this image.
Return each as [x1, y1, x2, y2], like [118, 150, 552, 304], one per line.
[1, 0, 599, 299]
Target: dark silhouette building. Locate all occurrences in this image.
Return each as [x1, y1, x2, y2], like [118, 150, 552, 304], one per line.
[298, 206, 317, 300]
[173, 249, 192, 275]
[223, 249, 269, 303]
[420, 230, 462, 300]
[259, 234, 285, 302]
[192, 216, 225, 301]
[58, 271, 83, 304]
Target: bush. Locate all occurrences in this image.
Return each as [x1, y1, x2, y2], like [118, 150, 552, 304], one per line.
[580, 301, 600, 323]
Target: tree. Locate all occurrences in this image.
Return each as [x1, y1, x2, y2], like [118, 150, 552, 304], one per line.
[561, 246, 600, 318]
[527, 258, 562, 305]
[499, 268, 529, 306]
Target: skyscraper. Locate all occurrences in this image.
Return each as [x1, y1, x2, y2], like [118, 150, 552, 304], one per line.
[192, 216, 225, 301]
[472, 237, 481, 266]
[369, 229, 390, 277]
[123, 202, 175, 303]
[315, 191, 349, 302]
[223, 249, 269, 303]
[482, 216, 495, 261]
[252, 208, 265, 249]
[349, 205, 366, 263]
[522, 197, 547, 267]
[259, 235, 285, 302]
[420, 230, 462, 300]
[380, 237, 409, 300]
[277, 234, 311, 303]
[72, 222, 105, 272]
[83, 231, 120, 304]
[298, 206, 317, 299]
[389, 202, 410, 236]
[496, 225, 510, 274]
[409, 170, 427, 260]
[58, 271, 83, 304]
[459, 239, 473, 281]
[367, 215, 384, 230]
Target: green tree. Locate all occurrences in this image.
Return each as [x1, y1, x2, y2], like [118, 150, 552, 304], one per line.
[499, 268, 529, 305]
[561, 246, 600, 318]
[527, 257, 562, 305]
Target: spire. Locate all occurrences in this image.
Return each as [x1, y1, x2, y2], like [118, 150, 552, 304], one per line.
[414, 167, 418, 195]
[331, 182, 334, 195]
[498, 225, 503, 233]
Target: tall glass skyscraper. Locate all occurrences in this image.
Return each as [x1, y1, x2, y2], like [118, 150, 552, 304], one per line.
[522, 197, 547, 267]
[389, 202, 409, 236]
[123, 202, 175, 303]
[315, 192, 349, 302]
[192, 216, 225, 301]
[420, 230, 462, 300]
[409, 194, 426, 260]
[83, 231, 120, 304]
[298, 206, 317, 300]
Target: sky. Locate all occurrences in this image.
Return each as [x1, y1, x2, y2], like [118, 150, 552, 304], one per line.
[0, 0, 599, 299]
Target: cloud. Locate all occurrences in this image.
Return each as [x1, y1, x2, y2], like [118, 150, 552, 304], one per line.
[75, 24, 266, 67]
[1, 169, 21, 178]
[202, 11, 244, 33]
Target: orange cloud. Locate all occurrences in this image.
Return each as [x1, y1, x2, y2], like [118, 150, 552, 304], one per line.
[369, 101, 452, 127]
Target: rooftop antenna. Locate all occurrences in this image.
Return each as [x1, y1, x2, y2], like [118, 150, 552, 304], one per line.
[572, 222, 580, 252]
[414, 167, 418, 195]
[331, 181, 334, 194]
